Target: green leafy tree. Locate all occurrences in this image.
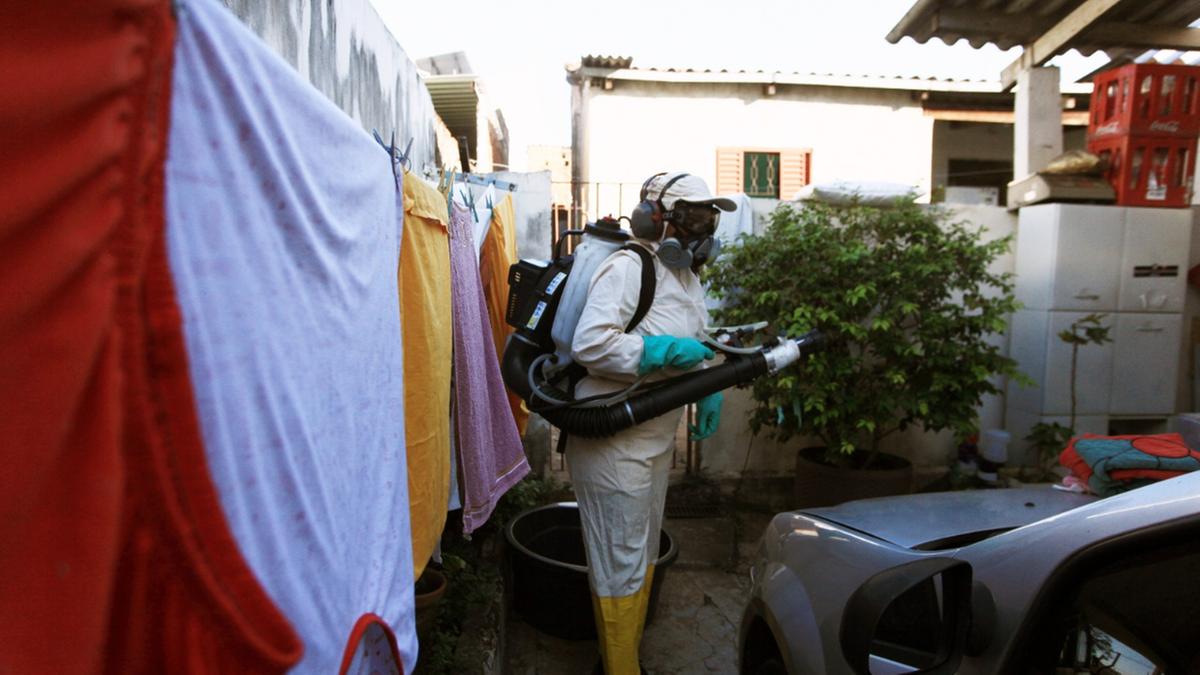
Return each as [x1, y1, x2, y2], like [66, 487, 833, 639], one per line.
[706, 199, 1022, 467]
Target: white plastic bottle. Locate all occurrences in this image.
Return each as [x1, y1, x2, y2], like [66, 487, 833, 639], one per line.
[548, 219, 629, 374]
[978, 429, 1010, 484]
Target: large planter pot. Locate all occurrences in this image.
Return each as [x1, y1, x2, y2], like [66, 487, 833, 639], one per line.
[505, 502, 677, 641]
[793, 446, 913, 508]
[414, 567, 447, 643]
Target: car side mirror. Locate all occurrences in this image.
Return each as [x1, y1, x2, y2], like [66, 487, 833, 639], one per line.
[839, 557, 973, 675]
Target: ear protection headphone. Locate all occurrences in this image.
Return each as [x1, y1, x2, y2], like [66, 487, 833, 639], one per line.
[629, 171, 722, 271]
[630, 172, 689, 241]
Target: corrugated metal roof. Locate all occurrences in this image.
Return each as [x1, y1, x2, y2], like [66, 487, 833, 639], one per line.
[571, 56, 1093, 93]
[634, 64, 992, 84]
[886, 0, 1200, 61]
[1101, 46, 1200, 71]
[581, 55, 633, 69]
[423, 74, 478, 153]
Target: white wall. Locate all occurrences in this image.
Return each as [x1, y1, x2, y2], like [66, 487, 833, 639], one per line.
[584, 81, 936, 217]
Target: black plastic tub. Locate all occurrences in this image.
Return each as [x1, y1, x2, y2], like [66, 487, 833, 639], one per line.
[505, 502, 678, 641]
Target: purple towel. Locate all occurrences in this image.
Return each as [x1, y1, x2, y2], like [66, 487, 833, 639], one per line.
[449, 202, 529, 533]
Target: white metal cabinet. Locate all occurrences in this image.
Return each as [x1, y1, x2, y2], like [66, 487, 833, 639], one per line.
[1008, 310, 1115, 416]
[1109, 313, 1182, 415]
[1014, 204, 1124, 312]
[1006, 204, 1192, 463]
[1118, 208, 1191, 313]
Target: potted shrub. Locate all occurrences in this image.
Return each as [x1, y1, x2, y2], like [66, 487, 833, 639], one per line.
[706, 198, 1022, 507]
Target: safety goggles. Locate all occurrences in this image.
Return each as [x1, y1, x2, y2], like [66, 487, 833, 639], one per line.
[669, 203, 721, 235]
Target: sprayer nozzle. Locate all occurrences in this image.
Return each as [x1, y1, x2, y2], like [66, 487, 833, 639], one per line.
[792, 330, 828, 356]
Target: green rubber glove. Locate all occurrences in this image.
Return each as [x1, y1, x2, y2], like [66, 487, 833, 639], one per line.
[689, 392, 723, 441]
[638, 335, 714, 376]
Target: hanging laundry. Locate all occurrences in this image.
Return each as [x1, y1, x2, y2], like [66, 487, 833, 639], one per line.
[400, 174, 453, 578]
[1, 2, 304, 674]
[474, 183, 497, 256]
[706, 192, 756, 310]
[478, 193, 530, 435]
[717, 192, 756, 243]
[165, 1, 414, 672]
[452, 182, 496, 259]
[448, 404, 462, 511]
[448, 202, 530, 534]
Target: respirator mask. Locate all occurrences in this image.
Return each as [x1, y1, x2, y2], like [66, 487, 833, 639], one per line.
[658, 202, 722, 271]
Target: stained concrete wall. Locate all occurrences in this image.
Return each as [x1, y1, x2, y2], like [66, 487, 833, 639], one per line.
[488, 170, 554, 473]
[490, 170, 552, 262]
[701, 202, 1018, 484]
[219, 0, 440, 173]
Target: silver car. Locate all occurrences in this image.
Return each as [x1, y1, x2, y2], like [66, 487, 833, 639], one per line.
[740, 474, 1200, 674]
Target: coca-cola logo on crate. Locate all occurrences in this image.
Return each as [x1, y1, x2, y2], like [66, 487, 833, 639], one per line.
[1092, 120, 1122, 136]
[1149, 120, 1182, 134]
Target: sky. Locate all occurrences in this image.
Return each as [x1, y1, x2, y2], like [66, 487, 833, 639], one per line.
[370, 0, 1111, 171]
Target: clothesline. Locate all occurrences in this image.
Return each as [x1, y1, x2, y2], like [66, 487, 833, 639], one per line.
[371, 128, 518, 193]
[448, 171, 518, 193]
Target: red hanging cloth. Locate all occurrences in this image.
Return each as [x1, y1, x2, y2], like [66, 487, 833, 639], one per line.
[0, 2, 301, 672]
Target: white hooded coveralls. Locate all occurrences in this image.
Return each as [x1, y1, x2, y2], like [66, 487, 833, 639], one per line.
[566, 242, 709, 674]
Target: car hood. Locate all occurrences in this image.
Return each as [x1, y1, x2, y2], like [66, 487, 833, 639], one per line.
[800, 487, 1097, 550]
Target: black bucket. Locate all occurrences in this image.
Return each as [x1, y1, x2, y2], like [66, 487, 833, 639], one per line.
[505, 502, 677, 641]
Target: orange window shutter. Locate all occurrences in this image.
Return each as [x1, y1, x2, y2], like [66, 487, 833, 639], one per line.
[716, 147, 743, 195]
[780, 149, 811, 200]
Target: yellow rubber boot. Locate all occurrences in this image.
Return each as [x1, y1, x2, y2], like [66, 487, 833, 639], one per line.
[591, 567, 655, 675]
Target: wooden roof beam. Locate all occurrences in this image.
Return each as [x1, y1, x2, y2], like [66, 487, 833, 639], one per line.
[1000, 0, 1124, 90]
[933, 8, 1200, 51]
[1083, 23, 1200, 51]
[933, 8, 1042, 43]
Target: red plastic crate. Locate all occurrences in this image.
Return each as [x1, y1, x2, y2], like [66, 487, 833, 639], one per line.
[1087, 133, 1197, 207]
[1089, 63, 1200, 140]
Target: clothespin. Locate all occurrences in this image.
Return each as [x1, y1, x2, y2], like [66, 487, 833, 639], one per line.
[397, 138, 414, 172]
[371, 129, 402, 181]
[441, 169, 456, 208]
[388, 131, 400, 180]
[463, 186, 478, 223]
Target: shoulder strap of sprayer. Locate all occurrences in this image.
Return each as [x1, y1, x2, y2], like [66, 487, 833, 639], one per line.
[622, 243, 656, 334]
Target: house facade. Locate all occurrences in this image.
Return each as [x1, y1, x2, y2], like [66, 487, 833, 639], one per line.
[560, 57, 1105, 482]
[566, 55, 1091, 219]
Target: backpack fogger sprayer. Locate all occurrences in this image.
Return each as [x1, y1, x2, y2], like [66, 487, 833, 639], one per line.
[500, 218, 827, 439]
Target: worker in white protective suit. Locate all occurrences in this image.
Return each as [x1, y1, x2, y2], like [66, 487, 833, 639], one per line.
[568, 172, 735, 675]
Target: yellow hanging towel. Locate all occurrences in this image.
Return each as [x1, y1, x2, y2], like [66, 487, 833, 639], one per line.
[400, 173, 453, 578]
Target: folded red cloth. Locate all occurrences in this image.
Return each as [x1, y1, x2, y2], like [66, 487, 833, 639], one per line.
[1059, 433, 1200, 496]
